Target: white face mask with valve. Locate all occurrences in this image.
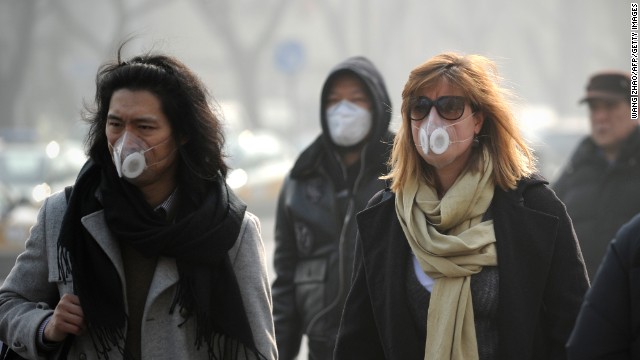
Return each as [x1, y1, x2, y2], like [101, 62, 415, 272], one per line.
[326, 99, 372, 147]
[416, 108, 476, 156]
[109, 132, 172, 180]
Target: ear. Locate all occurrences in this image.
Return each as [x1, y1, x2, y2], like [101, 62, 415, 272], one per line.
[474, 112, 485, 134]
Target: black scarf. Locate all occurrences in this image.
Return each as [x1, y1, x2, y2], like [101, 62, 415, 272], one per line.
[57, 159, 265, 359]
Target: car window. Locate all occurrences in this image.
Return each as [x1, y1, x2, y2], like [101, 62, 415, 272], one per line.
[0, 150, 46, 183]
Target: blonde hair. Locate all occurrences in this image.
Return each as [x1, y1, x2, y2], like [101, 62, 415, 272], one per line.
[384, 52, 535, 191]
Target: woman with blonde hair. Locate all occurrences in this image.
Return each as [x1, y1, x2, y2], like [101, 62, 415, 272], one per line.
[334, 52, 589, 359]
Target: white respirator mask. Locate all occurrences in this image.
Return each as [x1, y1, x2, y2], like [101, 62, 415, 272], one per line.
[415, 109, 476, 156]
[109, 132, 172, 180]
[326, 100, 373, 147]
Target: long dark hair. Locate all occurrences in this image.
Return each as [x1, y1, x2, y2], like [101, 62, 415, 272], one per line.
[84, 43, 228, 199]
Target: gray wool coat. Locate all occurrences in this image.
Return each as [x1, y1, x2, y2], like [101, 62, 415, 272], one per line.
[0, 190, 277, 360]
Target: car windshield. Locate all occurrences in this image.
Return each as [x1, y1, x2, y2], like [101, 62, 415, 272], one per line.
[0, 149, 47, 183]
[226, 130, 292, 170]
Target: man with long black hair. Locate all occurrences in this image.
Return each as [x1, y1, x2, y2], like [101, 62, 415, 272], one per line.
[0, 44, 277, 360]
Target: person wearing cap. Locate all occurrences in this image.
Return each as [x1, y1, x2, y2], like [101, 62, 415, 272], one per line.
[553, 70, 640, 279]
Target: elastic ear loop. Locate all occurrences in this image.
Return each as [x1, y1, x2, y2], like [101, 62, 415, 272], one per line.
[412, 112, 476, 155]
[109, 136, 176, 178]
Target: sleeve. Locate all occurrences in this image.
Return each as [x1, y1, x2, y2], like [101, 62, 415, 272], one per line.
[566, 218, 637, 359]
[270, 176, 303, 360]
[333, 231, 385, 360]
[0, 193, 63, 360]
[531, 185, 590, 359]
[231, 212, 278, 360]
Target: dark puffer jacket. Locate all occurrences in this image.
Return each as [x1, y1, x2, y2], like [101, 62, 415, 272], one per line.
[271, 56, 394, 360]
[553, 126, 640, 279]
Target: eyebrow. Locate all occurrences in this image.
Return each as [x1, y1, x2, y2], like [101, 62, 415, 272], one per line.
[106, 113, 159, 122]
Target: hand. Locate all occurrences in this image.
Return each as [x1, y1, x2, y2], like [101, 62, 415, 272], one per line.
[44, 293, 86, 342]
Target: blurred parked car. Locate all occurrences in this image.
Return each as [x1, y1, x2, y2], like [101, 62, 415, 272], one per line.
[0, 184, 15, 246]
[225, 129, 295, 217]
[0, 203, 40, 249]
[0, 140, 85, 205]
[0, 139, 86, 249]
[0, 184, 12, 219]
[0, 180, 40, 285]
[0, 183, 23, 282]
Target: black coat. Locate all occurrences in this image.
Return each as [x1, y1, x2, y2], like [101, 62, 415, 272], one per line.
[271, 56, 394, 360]
[553, 127, 640, 279]
[567, 213, 640, 359]
[334, 177, 589, 360]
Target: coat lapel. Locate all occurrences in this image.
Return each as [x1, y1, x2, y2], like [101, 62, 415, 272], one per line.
[81, 210, 125, 282]
[147, 257, 179, 301]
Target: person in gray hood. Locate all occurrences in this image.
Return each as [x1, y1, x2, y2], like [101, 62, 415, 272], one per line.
[271, 56, 394, 360]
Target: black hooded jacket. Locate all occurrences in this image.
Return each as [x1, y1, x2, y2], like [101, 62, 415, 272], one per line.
[271, 56, 394, 360]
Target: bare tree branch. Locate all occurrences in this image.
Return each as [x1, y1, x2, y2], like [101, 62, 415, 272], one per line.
[0, 1, 36, 128]
[192, 0, 293, 128]
[48, 0, 105, 54]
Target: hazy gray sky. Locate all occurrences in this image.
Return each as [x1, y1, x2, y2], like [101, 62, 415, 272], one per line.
[0, 0, 628, 144]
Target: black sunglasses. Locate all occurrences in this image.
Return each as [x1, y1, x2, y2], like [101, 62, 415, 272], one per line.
[409, 96, 470, 121]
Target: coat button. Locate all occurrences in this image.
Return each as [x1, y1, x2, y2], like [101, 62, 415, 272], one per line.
[79, 353, 87, 360]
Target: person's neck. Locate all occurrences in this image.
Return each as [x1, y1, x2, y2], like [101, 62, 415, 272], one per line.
[434, 170, 458, 198]
[340, 150, 361, 167]
[599, 127, 637, 163]
[598, 139, 624, 163]
[434, 159, 470, 198]
[602, 147, 619, 163]
[140, 178, 177, 208]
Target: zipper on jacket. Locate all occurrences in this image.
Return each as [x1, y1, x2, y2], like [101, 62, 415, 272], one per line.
[305, 148, 368, 335]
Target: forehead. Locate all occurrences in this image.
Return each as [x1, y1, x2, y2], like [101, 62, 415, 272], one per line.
[415, 79, 465, 98]
[109, 89, 163, 109]
[107, 89, 172, 128]
[328, 72, 367, 94]
[586, 97, 627, 108]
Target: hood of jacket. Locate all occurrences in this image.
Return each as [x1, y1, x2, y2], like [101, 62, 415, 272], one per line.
[290, 56, 393, 179]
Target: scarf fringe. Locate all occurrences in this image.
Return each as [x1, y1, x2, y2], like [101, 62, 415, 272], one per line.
[87, 324, 128, 359]
[209, 333, 268, 360]
[57, 245, 72, 283]
[171, 279, 267, 360]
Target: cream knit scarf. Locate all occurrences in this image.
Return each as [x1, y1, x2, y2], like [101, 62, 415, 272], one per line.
[395, 156, 497, 360]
